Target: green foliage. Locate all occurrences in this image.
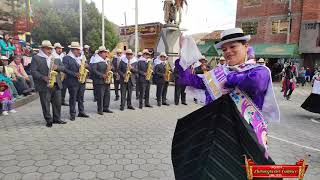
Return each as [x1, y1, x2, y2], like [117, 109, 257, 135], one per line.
[31, 0, 119, 51]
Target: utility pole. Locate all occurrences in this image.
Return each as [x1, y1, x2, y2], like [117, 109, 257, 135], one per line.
[102, 0, 105, 46]
[79, 0, 83, 48]
[286, 0, 292, 44]
[135, 0, 139, 55]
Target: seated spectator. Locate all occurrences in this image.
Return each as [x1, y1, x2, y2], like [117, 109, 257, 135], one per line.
[0, 33, 15, 59]
[23, 56, 32, 75]
[0, 81, 16, 115]
[0, 56, 22, 99]
[10, 55, 35, 91]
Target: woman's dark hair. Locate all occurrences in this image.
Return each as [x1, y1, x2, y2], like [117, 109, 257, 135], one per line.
[3, 33, 10, 42]
[237, 40, 247, 45]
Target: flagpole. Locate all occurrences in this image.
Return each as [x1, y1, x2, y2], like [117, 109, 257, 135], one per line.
[79, 0, 83, 48]
[102, 0, 105, 46]
[134, 0, 138, 55]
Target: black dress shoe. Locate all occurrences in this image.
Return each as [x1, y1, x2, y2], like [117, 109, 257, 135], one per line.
[103, 109, 113, 113]
[78, 113, 89, 118]
[53, 120, 67, 124]
[128, 106, 135, 110]
[62, 102, 69, 106]
[46, 122, 53, 128]
[175, 103, 179, 105]
[139, 106, 143, 109]
[182, 102, 188, 105]
[97, 112, 103, 115]
[114, 97, 119, 101]
[70, 116, 75, 121]
[145, 104, 153, 108]
[162, 102, 170, 106]
[157, 102, 161, 106]
[120, 107, 124, 111]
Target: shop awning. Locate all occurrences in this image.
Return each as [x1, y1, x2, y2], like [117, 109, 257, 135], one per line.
[252, 44, 300, 58]
[197, 42, 221, 57]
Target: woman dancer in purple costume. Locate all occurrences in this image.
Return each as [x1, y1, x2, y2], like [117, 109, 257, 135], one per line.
[171, 28, 280, 180]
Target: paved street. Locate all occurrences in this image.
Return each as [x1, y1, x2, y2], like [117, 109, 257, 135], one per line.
[0, 83, 319, 180]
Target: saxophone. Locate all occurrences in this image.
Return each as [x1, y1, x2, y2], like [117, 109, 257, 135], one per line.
[105, 59, 113, 84]
[48, 56, 58, 88]
[164, 61, 172, 82]
[124, 62, 132, 83]
[79, 55, 89, 84]
[145, 59, 153, 81]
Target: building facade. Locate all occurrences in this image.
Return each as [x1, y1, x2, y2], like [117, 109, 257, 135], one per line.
[236, 0, 320, 69]
[119, 22, 163, 54]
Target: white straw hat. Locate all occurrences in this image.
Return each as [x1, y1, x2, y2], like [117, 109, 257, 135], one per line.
[215, 28, 251, 49]
[68, 42, 81, 50]
[53, 42, 64, 49]
[40, 40, 54, 48]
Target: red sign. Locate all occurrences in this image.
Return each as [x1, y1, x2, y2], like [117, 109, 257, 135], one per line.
[243, 156, 309, 179]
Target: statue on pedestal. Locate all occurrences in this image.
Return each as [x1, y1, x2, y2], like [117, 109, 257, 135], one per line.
[163, 0, 187, 26]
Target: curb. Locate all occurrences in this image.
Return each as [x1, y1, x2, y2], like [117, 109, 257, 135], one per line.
[13, 93, 39, 109]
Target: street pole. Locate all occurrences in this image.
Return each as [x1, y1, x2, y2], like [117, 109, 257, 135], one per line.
[286, 0, 292, 44]
[79, 0, 83, 48]
[102, 0, 105, 46]
[135, 0, 139, 55]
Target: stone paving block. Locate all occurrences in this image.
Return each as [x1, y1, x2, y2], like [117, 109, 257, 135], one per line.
[2, 166, 20, 174]
[79, 171, 97, 179]
[73, 165, 90, 173]
[38, 165, 55, 173]
[69, 159, 85, 166]
[97, 170, 114, 179]
[21, 172, 42, 180]
[2, 173, 21, 180]
[91, 164, 107, 172]
[108, 164, 123, 171]
[52, 159, 69, 166]
[17, 160, 35, 167]
[19, 165, 38, 173]
[115, 170, 131, 179]
[41, 172, 60, 180]
[101, 158, 116, 166]
[34, 159, 52, 167]
[56, 165, 73, 173]
[60, 172, 79, 180]
[132, 170, 148, 178]
[124, 164, 139, 172]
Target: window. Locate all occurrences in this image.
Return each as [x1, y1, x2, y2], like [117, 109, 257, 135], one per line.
[272, 20, 289, 34]
[242, 22, 258, 35]
[305, 23, 317, 30]
[243, 0, 261, 6]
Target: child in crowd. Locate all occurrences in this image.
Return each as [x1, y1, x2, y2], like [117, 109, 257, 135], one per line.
[0, 81, 16, 115]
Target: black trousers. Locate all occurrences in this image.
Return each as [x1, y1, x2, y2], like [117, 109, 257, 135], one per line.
[136, 81, 140, 99]
[156, 82, 168, 103]
[120, 82, 133, 108]
[61, 85, 67, 103]
[38, 85, 61, 123]
[68, 83, 85, 117]
[138, 81, 150, 106]
[174, 84, 186, 105]
[93, 83, 97, 101]
[114, 80, 120, 98]
[96, 84, 110, 113]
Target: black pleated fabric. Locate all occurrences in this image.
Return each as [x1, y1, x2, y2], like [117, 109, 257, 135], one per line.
[171, 95, 280, 180]
[301, 93, 320, 114]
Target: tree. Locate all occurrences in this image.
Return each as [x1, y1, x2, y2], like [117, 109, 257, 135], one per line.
[31, 0, 119, 51]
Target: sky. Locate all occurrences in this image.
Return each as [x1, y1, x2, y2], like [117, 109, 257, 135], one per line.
[88, 0, 237, 35]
